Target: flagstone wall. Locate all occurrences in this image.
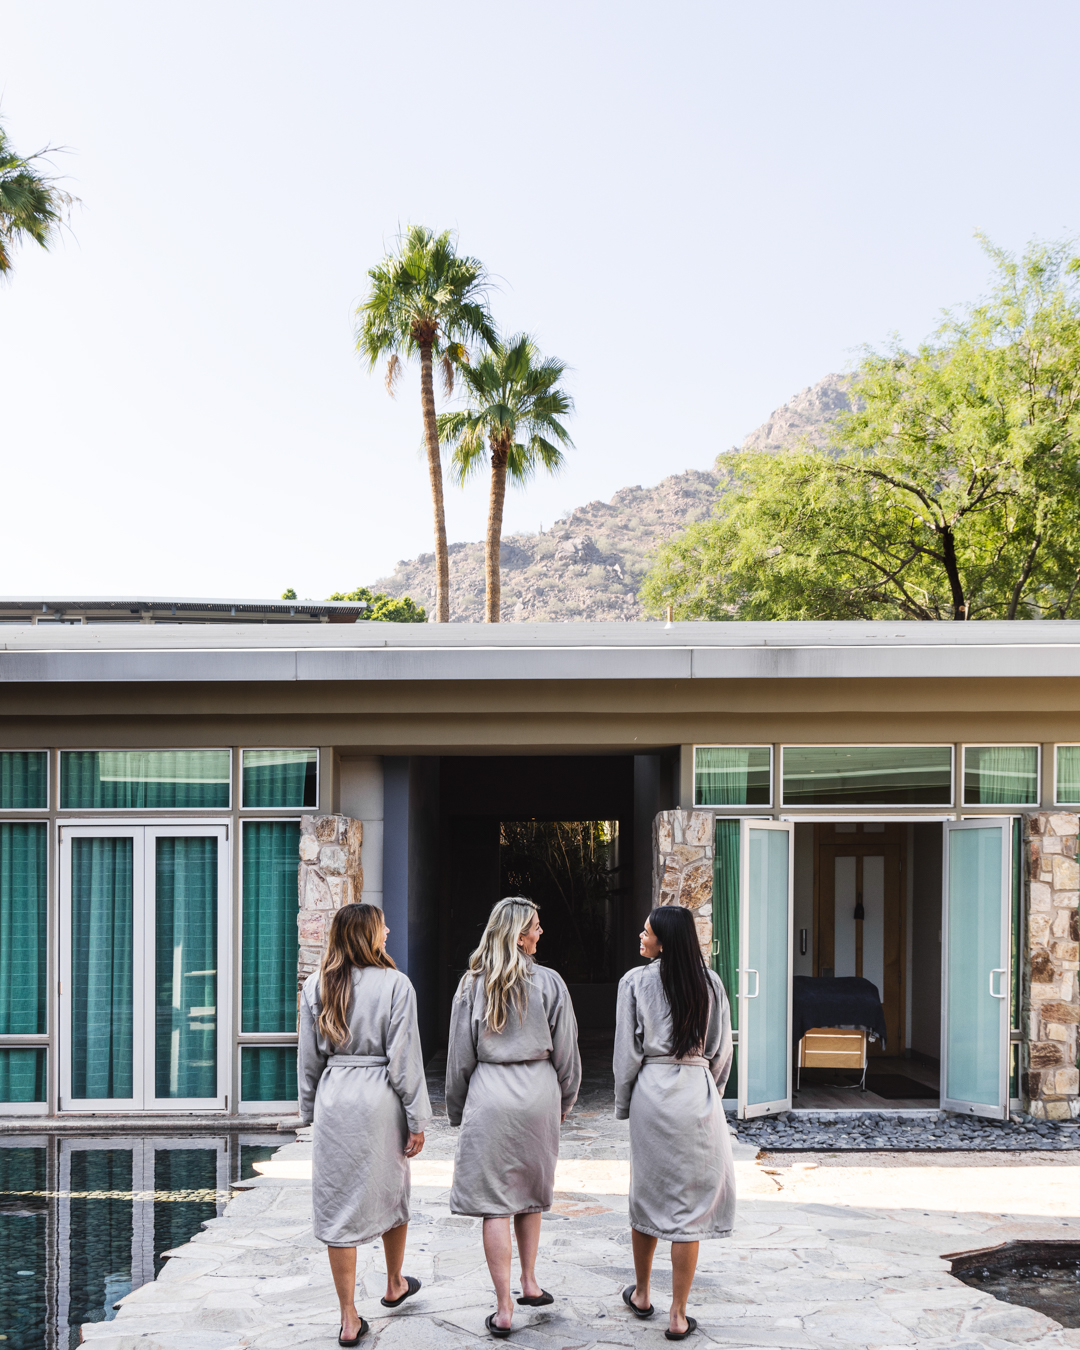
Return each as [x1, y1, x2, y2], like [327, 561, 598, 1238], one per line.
[296, 813, 364, 992]
[652, 808, 715, 959]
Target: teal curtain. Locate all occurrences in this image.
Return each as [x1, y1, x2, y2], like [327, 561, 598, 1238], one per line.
[964, 746, 1038, 805]
[0, 752, 47, 809]
[155, 838, 217, 1100]
[712, 817, 740, 1099]
[67, 1150, 133, 1333]
[0, 1049, 46, 1102]
[242, 750, 317, 808]
[242, 822, 299, 1033]
[241, 1046, 298, 1102]
[0, 823, 47, 1035]
[71, 838, 133, 1099]
[61, 750, 230, 809]
[153, 1149, 217, 1276]
[695, 747, 770, 806]
[1057, 746, 1080, 804]
[0, 1148, 47, 1345]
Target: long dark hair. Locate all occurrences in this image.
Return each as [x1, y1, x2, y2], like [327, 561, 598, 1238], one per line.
[648, 905, 712, 1060]
[318, 903, 395, 1047]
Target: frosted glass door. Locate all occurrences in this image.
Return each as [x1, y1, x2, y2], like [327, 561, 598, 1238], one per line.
[738, 821, 793, 1119]
[941, 819, 1011, 1119]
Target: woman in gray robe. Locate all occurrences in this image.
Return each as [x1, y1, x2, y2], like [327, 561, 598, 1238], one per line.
[299, 903, 431, 1346]
[614, 904, 734, 1341]
[445, 897, 581, 1338]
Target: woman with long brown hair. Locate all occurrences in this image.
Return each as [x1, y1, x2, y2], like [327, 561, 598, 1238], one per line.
[445, 897, 581, 1338]
[298, 903, 431, 1346]
[614, 904, 734, 1341]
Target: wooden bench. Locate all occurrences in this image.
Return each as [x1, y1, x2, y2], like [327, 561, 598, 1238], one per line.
[797, 1027, 868, 1091]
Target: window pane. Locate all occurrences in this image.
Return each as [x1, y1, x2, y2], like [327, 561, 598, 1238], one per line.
[61, 751, 230, 809]
[782, 746, 952, 806]
[242, 822, 300, 1033]
[241, 1046, 298, 1101]
[0, 823, 47, 1034]
[0, 1049, 46, 1102]
[71, 837, 133, 1099]
[155, 838, 217, 1099]
[242, 750, 317, 808]
[1056, 746, 1080, 804]
[964, 746, 1038, 805]
[0, 752, 47, 809]
[695, 747, 771, 806]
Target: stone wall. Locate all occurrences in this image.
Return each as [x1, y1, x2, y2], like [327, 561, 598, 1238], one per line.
[297, 813, 364, 992]
[1024, 813, 1080, 1119]
[653, 809, 714, 958]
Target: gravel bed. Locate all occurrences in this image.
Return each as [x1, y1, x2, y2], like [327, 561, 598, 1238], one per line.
[730, 1109, 1080, 1152]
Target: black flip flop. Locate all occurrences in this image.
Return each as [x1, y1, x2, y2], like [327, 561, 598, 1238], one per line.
[622, 1284, 654, 1318]
[380, 1275, 421, 1308]
[665, 1315, 698, 1340]
[516, 1289, 554, 1306]
[338, 1317, 369, 1346]
[485, 1312, 513, 1338]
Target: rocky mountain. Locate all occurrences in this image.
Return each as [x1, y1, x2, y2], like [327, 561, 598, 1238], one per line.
[370, 373, 851, 622]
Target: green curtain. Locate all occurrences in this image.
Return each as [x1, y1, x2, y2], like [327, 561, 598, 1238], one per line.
[0, 823, 47, 1036]
[61, 750, 230, 809]
[153, 1149, 217, 1276]
[964, 746, 1038, 805]
[0, 1048, 46, 1103]
[242, 750, 317, 808]
[0, 752, 47, 809]
[242, 822, 299, 1033]
[241, 1046, 298, 1102]
[0, 1147, 47, 1345]
[67, 1150, 133, 1334]
[712, 817, 740, 1100]
[71, 838, 133, 1100]
[695, 747, 770, 806]
[1057, 746, 1080, 804]
[155, 838, 217, 1100]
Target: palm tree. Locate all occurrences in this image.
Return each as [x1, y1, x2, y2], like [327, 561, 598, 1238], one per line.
[439, 334, 574, 621]
[0, 120, 71, 278]
[356, 226, 496, 623]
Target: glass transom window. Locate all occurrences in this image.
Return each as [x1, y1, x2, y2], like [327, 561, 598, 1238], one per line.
[1056, 746, 1080, 805]
[61, 750, 231, 809]
[782, 746, 952, 807]
[242, 749, 318, 808]
[695, 747, 771, 806]
[963, 745, 1039, 806]
[0, 752, 47, 809]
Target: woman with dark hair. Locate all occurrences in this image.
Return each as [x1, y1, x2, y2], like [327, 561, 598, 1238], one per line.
[614, 904, 734, 1341]
[298, 903, 431, 1346]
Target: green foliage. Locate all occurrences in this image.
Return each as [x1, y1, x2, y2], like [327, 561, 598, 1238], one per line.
[0, 120, 71, 277]
[643, 236, 1080, 621]
[280, 587, 297, 600]
[326, 586, 426, 623]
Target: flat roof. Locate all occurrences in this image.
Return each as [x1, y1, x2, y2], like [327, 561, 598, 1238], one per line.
[0, 596, 369, 623]
[2, 620, 1080, 682]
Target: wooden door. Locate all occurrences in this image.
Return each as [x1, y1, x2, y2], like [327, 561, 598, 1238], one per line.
[814, 823, 905, 1057]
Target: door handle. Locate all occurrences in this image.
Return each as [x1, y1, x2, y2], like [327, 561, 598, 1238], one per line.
[711, 938, 720, 957]
[740, 968, 760, 999]
[989, 968, 1007, 999]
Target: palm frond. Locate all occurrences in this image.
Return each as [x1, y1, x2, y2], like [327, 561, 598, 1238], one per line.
[385, 353, 402, 396]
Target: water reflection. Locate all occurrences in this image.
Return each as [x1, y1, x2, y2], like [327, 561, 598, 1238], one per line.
[0, 1132, 292, 1348]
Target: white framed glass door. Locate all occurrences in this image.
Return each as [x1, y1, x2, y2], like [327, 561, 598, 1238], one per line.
[941, 818, 1012, 1119]
[737, 820, 793, 1119]
[59, 825, 230, 1111]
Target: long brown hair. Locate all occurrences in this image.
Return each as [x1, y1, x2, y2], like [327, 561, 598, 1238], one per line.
[648, 905, 712, 1060]
[317, 903, 395, 1047]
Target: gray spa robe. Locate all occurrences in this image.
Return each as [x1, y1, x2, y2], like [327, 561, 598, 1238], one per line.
[445, 963, 581, 1217]
[298, 966, 432, 1246]
[614, 961, 735, 1242]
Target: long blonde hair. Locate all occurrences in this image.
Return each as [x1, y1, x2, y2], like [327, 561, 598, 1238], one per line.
[466, 896, 538, 1034]
[317, 903, 395, 1047]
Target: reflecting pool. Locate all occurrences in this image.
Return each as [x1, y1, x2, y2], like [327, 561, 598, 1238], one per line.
[0, 1131, 292, 1348]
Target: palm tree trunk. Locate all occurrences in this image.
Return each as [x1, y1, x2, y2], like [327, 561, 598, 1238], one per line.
[419, 341, 450, 622]
[486, 441, 509, 622]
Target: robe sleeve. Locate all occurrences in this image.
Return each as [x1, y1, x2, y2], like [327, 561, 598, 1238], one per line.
[297, 982, 326, 1126]
[548, 977, 582, 1118]
[707, 973, 734, 1097]
[444, 977, 478, 1128]
[386, 975, 433, 1134]
[613, 973, 644, 1120]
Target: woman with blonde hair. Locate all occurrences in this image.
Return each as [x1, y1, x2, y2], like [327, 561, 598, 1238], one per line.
[446, 897, 581, 1338]
[298, 903, 431, 1346]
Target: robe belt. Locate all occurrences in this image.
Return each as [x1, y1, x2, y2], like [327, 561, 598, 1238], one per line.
[643, 1054, 709, 1067]
[326, 1055, 389, 1067]
[478, 1052, 551, 1065]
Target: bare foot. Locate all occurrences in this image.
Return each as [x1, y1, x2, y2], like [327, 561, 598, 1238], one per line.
[340, 1305, 363, 1339]
[494, 1306, 513, 1330]
[384, 1274, 408, 1303]
[669, 1308, 689, 1334]
[520, 1275, 543, 1300]
[631, 1285, 651, 1313]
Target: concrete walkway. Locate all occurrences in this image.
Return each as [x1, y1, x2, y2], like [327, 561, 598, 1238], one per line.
[83, 1096, 1080, 1350]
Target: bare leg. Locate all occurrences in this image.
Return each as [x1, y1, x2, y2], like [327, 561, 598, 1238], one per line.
[482, 1217, 514, 1330]
[630, 1228, 658, 1313]
[381, 1222, 409, 1303]
[328, 1246, 362, 1340]
[669, 1240, 699, 1334]
[513, 1211, 543, 1299]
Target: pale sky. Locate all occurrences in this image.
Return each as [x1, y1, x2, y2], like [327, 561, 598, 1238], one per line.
[3, 1, 1079, 602]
